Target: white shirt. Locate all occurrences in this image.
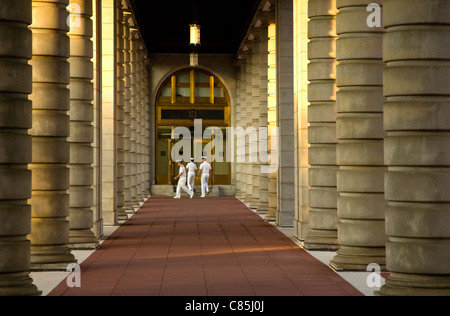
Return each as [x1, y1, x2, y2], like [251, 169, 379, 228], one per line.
[186, 162, 197, 174]
[178, 165, 187, 178]
[199, 162, 212, 175]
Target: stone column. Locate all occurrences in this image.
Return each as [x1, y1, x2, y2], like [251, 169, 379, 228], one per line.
[250, 30, 261, 209]
[92, 0, 103, 238]
[101, 0, 117, 225]
[236, 57, 248, 201]
[258, 23, 269, 213]
[135, 47, 144, 201]
[276, 0, 296, 227]
[122, 11, 134, 214]
[0, 0, 40, 296]
[140, 49, 150, 198]
[130, 29, 139, 208]
[304, 0, 339, 250]
[293, 0, 310, 241]
[234, 61, 243, 198]
[143, 57, 151, 196]
[68, 0, 98, 249]
[29, 0, 76, 268]
[330, 0, 386, 271]
[244, 47, 253, 204]
[379, 0, 450, 296]
[266, 22, 278, 222]
[115, 4, 127, 221]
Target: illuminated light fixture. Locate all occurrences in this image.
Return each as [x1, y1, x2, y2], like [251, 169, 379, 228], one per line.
[189, 24, 201, 67]
[190, 24, 201, 46]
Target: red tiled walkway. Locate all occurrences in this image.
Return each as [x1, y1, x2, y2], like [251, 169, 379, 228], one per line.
[50, 196, 362, 296]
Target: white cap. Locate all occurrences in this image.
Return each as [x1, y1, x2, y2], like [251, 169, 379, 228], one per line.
[176, 160, 182, 163]
[190, 158, 195, 162]
[202, 156, 207, 160]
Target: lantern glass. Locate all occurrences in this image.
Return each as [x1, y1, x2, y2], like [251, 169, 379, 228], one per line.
[190, 24, 201, 46]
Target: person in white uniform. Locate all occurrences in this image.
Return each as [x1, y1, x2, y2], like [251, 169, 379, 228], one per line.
[197, 157, 212, 198]
[186, 158, 198, 192]
[174, 160, 194, 199]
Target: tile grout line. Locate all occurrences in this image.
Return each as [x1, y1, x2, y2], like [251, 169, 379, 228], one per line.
[158, 204, 179, 296]
[110, 213, 156, 296]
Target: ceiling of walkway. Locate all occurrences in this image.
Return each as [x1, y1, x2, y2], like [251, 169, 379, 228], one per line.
[129, 0, 261, 54]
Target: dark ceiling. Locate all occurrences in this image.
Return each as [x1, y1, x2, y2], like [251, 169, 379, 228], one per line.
[129, 0, 261, 55]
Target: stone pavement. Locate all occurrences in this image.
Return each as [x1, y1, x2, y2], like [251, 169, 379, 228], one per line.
[49, 196, 362, 296]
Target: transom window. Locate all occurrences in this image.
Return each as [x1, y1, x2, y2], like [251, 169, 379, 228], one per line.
[158, 69, 228, 106]
[157, 68, 230, 127]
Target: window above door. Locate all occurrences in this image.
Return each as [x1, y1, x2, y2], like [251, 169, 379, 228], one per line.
[158, 68, 228, 106]
[157, 68, 230, 127]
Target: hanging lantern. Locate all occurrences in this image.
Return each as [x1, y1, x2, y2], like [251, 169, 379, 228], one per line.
[190, 24, 201, 46]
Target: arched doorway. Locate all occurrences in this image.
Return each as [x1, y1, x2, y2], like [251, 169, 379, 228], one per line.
[155, 68, 231, 186]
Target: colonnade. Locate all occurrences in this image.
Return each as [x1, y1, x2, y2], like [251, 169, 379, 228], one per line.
[235, 3, 274, 217]
[0, 0, 151, 295]
[0, 0, 449, 297]
[236, 0, 450, 295]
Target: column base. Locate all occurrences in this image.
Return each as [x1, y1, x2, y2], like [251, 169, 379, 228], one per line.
[303, 230, 339, 251]
[377, 273, 450, 296]
[265, 209, 277, 222]
[31, 245, 77, 271]
[330, 246, 386, 271]
[294, 221, 309, 242]
[132, 199, 141, 209]
[124, 202, 135, 215]
[256, 204, 269, 215]
[117, 207, 128, 221]
[69, 230, 99, 250]
[249, 200, 261, 211]
[0, 272, 41, 296]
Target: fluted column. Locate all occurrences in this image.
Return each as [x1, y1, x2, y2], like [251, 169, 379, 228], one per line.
[30, 0, 76, 268]
[68, 0, 98, 249]
[379, 0, 450, 296]
[0, 0, 40, 296]
[329, 0, 386, 270]
[304, 0, 339, 249]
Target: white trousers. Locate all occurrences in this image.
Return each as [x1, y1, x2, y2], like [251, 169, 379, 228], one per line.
[176, 176, 193, 198]
[201, 174, 210, 197]
[187, 173, 196, 191]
